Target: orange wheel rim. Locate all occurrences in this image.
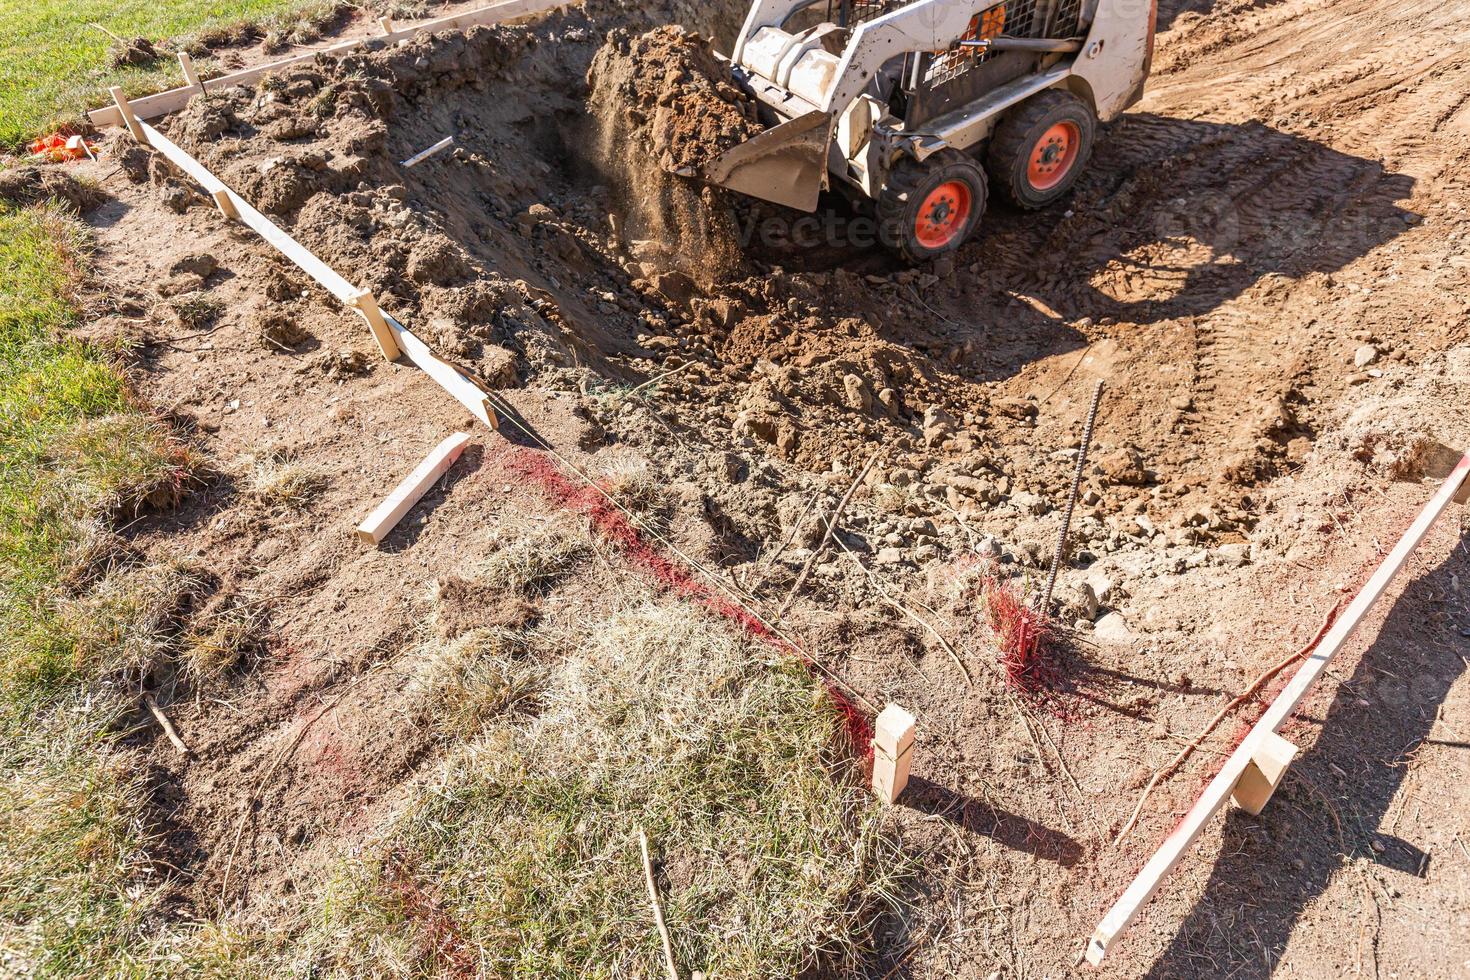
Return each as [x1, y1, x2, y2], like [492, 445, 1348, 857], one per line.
[1027, 121, 1081, 191]
[914, 179, 972, 249]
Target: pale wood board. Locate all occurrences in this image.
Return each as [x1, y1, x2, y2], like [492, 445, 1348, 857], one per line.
[872, 703, 917, 804]
[1086, 453, 1470, 965]
[88, 0, 570, 129]
[357, 433, 472, 545]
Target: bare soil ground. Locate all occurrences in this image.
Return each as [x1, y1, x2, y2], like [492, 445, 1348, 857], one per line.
[37, 0, 1470, 973]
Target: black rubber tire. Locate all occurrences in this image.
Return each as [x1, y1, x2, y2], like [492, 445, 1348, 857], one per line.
[876, 149, 989, 264]
[986, 90, 1096, 209]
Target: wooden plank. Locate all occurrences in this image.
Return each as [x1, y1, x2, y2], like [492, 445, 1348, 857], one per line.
[109, 87, 148, 144]
[141, 122, 359, 303]
[210, 188, 239, 220]
[88, 0, 571, 128]
[386, 314, 499, 430]
[871, 703, 917, 804]
[357, 433, 471, 545]
[1086, 452, 1470, 966]
[177, 52, 203, 92]
[349, 289, 402, 360]
[136, 120, 498, 431]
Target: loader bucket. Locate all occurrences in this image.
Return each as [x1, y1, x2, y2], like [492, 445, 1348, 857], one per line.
[696, 110, 830, 212]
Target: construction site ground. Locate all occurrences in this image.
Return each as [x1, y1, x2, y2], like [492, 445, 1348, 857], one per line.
[9, 0, 1470, 974]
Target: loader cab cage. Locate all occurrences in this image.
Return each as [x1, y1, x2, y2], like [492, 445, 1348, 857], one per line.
[895, 0, 1091, 126]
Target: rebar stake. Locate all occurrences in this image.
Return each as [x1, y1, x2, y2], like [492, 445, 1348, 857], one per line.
[1040, 380, 1105, 616]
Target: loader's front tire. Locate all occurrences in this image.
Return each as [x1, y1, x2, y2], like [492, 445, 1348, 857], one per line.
[878, 150, 988, 264]
[986, 90, 1096, 209]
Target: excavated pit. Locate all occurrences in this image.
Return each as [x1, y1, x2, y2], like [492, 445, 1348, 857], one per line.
[147, 0, 1437, 551]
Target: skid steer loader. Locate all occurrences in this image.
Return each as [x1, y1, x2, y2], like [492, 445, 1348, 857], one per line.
[691, 0, 1158, 261]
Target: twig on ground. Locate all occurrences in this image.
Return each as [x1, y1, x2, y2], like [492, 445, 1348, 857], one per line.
[826, 522, 975, 687]
[87, 21, 126, 42]
[1114, 602, 1342, 844]
[219, 669, 380, 901]
[638, 827, 680, 980]
[776, 452, 878, 620]
[142, 693, 189, 755]
[760, 487, 823, 570]
[627, 360, 694, 399]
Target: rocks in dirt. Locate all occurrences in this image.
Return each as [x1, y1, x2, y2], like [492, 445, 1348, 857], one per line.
[1009, 490, 1050, 516]
[1215, 542, 1250, 568]
[651, 269, 698, 305]
[109, 36, 161, 69]
[0, 166, 105, 213]
[1095, 445, 1150, 485]
[251, 308, 312, 349]
[994, 397, 1037, 422]
[922, 404, 956, 448]
[114, 141, 152, 184]
[1353, 344, 1380, 368]
[159, 183, 193, 213]
[169, 253, 219, 279]
[317, 348, 373, 378]
[1093, 611, 1133, 642]
[513, 203, 557, 236]
[842, 374, 874, 413]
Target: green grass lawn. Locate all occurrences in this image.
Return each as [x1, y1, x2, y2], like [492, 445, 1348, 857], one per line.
[0, 202, 200, 976]
[0, 0, 402, 147]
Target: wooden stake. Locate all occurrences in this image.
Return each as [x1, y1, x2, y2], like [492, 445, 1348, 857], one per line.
[638, 827, 680, 980]
[143, 693, 189, 755]
[1230, 730, 1298, 815]
[210, 188, 239, 220]
[872, 703, 916, 804]
[177, 51, 203, 92]
[108, 86, 148, 145]
[378, 15, 395, 34]
[356, 433, 471, 546]
[350, 289, 402, 361]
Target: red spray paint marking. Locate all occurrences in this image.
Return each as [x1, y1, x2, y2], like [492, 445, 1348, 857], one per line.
[382, 850, 476, 979]
[500, 445, 874, 754]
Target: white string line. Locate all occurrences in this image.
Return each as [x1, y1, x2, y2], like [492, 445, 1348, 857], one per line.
[483, 391, 882, 714]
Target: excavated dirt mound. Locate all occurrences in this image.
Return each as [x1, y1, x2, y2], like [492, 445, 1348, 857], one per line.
[587, 24, 763, 280]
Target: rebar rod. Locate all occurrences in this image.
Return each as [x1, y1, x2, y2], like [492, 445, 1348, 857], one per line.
[1040, 379, 1105, 616]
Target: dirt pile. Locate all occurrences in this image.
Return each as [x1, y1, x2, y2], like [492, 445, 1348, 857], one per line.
[587, 25, 761, 281]
[589, 25, 760, 173]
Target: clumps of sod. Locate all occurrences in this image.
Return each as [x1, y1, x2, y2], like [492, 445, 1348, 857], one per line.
[241, 449, 326, 512]
[309, 594, 905, 976]
[404, 628, 544, 740]
[476, 521, 592, 595]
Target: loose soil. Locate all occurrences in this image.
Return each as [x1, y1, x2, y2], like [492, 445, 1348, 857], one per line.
[43, 0, 1470, 974]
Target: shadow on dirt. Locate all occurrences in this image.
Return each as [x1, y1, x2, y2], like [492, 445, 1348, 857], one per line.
[1141, 532, 1469, 978]
[962, 113, 1417, 329]
[903, 775, 1084, 866]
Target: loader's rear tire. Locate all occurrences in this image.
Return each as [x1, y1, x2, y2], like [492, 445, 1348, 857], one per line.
[878, 150, 988, 264]
[986, 90, 1096, 209]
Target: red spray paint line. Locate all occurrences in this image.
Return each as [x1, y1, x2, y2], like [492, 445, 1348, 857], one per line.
[499, 445, 874, 754]
[382, 850, 476, 979]
[980, 572, 1066, 708]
